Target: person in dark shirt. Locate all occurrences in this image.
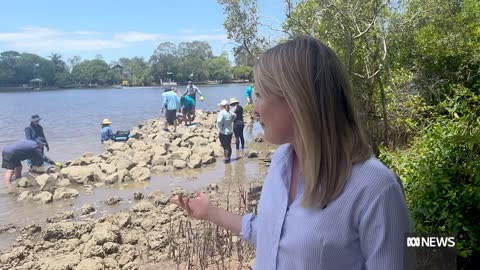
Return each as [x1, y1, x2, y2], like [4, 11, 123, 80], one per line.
[230, 98, 245, 149]
[25, 115, 49, 151]
[1, 137, 58, 185]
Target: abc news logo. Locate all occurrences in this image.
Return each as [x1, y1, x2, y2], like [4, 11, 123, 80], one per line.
[406, 236, 456, 248]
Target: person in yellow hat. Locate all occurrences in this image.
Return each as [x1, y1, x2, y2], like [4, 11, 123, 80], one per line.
[229, 97, 245, 149]
[101, 119, 113, 143]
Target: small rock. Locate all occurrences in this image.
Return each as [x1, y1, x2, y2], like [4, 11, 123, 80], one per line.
[129, 167, 151, 181]
[46, 211, 74, 223]
[173, 160, 187, 169]
[33, 191, 53, 203]
[80, 204, 95, 215]
[17, 190, 34, 201]
[16, 177, 31, 188]
[105, 196, 121, 205]
[161, 204, 179, 215]
[132, 201, 154, 212]
[53, 187, 79, 200]
[103, 242, 119, 254]
[133, 192, 144, 200]
[75, 257, 104, 270]
[35, 174, 56, 190]
[246, 150, 259, 158]
[202, 155, 216, 165]
[254, 136, 264, 142]
[57, 178, 71, 187]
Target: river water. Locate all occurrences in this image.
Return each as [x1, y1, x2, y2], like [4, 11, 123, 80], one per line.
[0, 83, 266, 249]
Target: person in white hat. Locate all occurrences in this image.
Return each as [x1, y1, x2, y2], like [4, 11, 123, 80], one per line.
[216, 99, 236, 163]
[100, 119, 113, 143]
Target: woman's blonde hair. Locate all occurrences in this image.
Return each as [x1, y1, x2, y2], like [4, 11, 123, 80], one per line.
[254, 36, 372, 209]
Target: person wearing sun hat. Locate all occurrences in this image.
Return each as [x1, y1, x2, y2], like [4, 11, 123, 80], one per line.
[100, 118, 113, 143]
[216, 99, 236, 163]
[229, 97, 245, 150]
[1, 137, 59, 185]
[25, 114, 49, 152]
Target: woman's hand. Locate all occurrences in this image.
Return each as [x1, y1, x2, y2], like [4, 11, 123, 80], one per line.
[170, 192, 210, 220]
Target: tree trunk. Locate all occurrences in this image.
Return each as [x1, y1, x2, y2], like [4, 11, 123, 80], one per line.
[378, 77, 389, 147]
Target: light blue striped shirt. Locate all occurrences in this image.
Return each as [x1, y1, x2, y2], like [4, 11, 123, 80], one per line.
[241, 144, 413, 270]
[162, 91, 180, 110]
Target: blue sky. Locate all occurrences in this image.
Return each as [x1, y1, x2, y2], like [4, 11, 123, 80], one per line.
[0, 0, 286, 63]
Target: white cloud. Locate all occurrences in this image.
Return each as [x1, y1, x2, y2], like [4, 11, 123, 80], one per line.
[73, 30, 102, 36]
[114, 31, 162, 42]
[0, 26, 229, 55]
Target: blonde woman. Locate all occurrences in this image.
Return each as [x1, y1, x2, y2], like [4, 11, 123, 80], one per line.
[171, 36, 412, 269]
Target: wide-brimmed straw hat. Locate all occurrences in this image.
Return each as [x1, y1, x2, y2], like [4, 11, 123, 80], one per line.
[101, 119, 112, 125]
[229, 98, 239, 105]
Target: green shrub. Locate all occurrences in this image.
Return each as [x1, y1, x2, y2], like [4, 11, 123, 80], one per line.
[380, 85, 480, 260]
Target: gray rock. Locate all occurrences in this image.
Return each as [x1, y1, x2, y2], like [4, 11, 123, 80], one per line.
[151, 165, 169, 174]
[80, 204, 95, 215]
[202, 155, 216, 165]
[173, 160, 187, 169]
[99, 163, 117, 174]
[107, 142, 124, 152]
[17, 190, 34, 201]
[46, 211, 74, 223]
[162, 204, 179, 215]
[148, 191, 170, 206]
[247, 150, 259, 158]
[35, 174, 57, 190]
[132, 151, 153, 164]
[33, 191, 53, 203]
[43, 221, 93, 241]
[132, 201, 154, 212]
[37, 254, 80, 270]
[91, 223, 120, 245]
[129, 167, 151, 181]
[82, 239, 105, 258]
[131, 140, 148, 151]
[105, 196, 121, 205]
[53, 187, 79, 200]
[60, 166, 96, 184]
[133, 192, 144, 200]
[17, 177, 31, 188]
[74, 257, 104, 270]
[151, 155, 167, 166]
[152, 146, 167, 156]
[103, 242, 119, 254]
[115, 158, 136, 171]
[56, 178, 71, 187]
[187, 154, 202, 169]
[105, 169, 128, 184]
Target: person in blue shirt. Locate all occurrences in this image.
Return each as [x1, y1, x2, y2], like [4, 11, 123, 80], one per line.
[2, 137, 60, 185]
[171, 36, 412, 269]
[101, 119, 113, 143]
[245, 84, 254, 104]
[180, 95, 195, 126]
[161, 88, 181, 132]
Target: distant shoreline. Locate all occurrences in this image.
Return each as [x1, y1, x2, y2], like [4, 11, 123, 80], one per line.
[0, 80, 250, 93]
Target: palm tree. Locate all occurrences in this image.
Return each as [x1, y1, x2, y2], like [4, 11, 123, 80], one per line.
[48, 53, 66, 73]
